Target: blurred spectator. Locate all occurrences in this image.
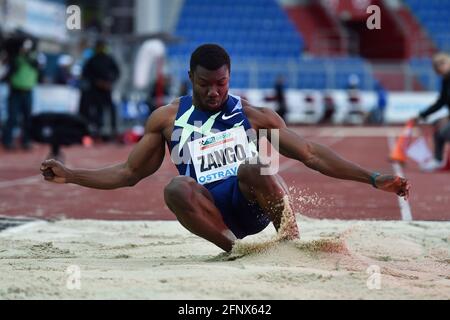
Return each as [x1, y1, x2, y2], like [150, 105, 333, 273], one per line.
[343, 74, 365, 124]
[179, 80, 190, 97]
[274, 76, 287, 122]
[1, 34, 41, 151]
[148, 74, 172, 112]
[413, 52, 450, 172]
[347, 74, 360, 90]
[303, 92, 317, 123]
[79, 39, 120, 141]
[319, 91, 336, 124]
[265, 76, 287, 122]
[54, 54, 75, 86]
[367, 81, 388, 124]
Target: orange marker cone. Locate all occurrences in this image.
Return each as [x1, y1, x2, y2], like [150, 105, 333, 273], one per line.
[390, 120, 415, 164]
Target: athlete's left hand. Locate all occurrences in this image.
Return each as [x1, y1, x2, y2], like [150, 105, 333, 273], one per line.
[375, 174, 410, 200]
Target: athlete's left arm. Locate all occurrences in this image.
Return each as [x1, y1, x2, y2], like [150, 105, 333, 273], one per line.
[244, 105, 410, 199]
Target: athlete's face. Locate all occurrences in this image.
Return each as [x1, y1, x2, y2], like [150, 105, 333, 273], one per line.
[190, 65, 230, 112]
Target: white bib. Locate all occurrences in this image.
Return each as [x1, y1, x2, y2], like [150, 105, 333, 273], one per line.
[188, 127, 253, 185]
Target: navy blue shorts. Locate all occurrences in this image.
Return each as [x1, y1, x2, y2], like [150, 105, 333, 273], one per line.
[207, 176, 271, 239]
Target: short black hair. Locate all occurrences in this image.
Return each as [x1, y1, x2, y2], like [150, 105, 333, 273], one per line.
[190, 44, 231, 73]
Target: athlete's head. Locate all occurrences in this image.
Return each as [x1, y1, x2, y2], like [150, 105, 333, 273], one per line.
[189, 44, 230, 112]
[432, 52, 450, 77]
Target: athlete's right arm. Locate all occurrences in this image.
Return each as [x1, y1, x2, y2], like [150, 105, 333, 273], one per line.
[40, 107, 167, 190]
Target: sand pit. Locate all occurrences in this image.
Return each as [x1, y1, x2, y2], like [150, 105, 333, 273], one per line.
[0, 217, 449, 299]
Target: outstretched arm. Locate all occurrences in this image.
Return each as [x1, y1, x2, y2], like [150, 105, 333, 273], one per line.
[246, 106, 410, 199]
[40, 108, 166, 189]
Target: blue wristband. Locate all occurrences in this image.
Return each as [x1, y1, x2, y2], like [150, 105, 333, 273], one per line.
[370, 172, 381, 189]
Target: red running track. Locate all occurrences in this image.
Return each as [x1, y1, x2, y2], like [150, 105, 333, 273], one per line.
[0, 126, 448, 221]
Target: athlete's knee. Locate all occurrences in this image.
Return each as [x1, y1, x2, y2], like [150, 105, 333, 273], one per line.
[258, 174, 284, 195]
[238, 161, 264, 181]
[164, 176, 197, 208]
[238, 164, 282, 194]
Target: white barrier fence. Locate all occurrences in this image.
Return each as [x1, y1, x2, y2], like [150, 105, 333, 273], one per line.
[0, 84, 79, 119]
[231, 88, 447, 124]
[0, 84, 447, 125]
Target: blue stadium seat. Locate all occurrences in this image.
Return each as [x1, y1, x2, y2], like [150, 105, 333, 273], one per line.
[168, 0, 303, 76]
[404, 0, 450, 52]
[167, 0, 375, 89]
[409, 57, 441, 91]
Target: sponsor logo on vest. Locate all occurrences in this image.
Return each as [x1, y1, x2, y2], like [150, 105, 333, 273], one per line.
[222, 112, 242, 121]
[198, 167, 239, 184]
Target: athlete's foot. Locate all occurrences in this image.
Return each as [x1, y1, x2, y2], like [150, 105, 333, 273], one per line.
[274, 197, 300, 241]
[273, 214, 300, 241]
[221, 229, 237, 252]
[277, 222, 300, 241]
[272, 196, 300, 241]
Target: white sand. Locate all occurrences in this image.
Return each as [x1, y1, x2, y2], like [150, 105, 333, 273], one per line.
[0, 217, 449, 300]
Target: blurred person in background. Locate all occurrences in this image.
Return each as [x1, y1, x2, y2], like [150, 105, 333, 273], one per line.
[265, 75, 287, 122]
[412, 52, 450, 172]
[79, 39, 120, 141]
[54, 54, 76, 86]
[367, 81, 387, 125]
[343, 74, 365, 124]
[319, 91, 336, 124]
[147, 74, 172, 113]
[1, 32, 41, 151]
[274, 76, 287, 122]
[178, 80, 190, 97]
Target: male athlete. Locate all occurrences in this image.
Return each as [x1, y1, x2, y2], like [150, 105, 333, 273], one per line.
[41, 44, 410, 252]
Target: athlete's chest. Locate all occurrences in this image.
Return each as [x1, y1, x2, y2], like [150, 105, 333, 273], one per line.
[170, 102, 253, 140]
[168, 101, 259, 185]
[187, 126, 256, 185]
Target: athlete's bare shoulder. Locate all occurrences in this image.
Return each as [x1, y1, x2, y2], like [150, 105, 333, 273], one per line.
[241, 98, 286, 130]
[145, 98, 180, 133]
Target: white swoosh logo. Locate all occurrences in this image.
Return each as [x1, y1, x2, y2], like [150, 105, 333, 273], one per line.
[222, 112, 242, 120]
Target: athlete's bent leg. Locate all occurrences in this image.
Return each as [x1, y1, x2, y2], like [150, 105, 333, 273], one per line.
[164, 176, 236, 252]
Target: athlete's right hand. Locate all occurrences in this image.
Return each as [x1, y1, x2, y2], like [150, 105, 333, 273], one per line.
[40, 159, 72, 184]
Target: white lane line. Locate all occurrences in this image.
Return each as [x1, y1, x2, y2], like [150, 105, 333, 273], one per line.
[387, 136, 413, 221]
[0, 175, 41, 188]
[0, 220, 48, 236]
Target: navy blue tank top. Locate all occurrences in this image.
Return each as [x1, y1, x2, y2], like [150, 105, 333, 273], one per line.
[169, 95, 257, 190]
